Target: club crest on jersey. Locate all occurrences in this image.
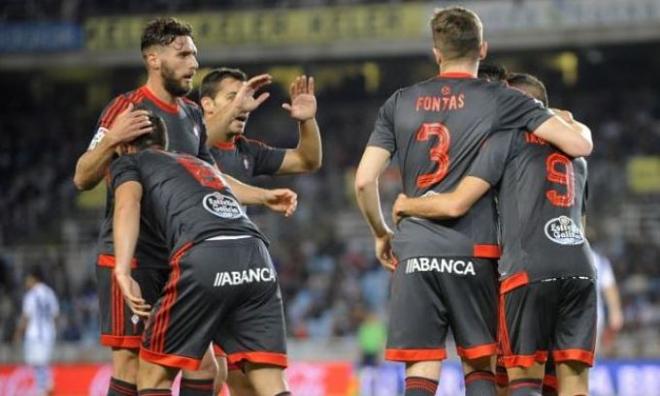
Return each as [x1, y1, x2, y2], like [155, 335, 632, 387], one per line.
[544, 216, 584, 245]
[203, 192, 243, 219]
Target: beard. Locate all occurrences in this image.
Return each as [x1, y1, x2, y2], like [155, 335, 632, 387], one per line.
[161, 62, 192, 97]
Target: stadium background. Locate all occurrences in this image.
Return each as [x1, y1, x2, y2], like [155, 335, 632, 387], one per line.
[1, 0, 659, 395]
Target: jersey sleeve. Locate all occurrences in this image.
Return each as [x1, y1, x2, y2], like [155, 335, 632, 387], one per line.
[243, 138, 286, 176]
[109, 155, 141, 191]
[366, 91, 398, 153]
[495, 86, 553, 133]
[193, 106, 217, 166]
[87, 95, 132, 151]
[468, 130, 517, 186]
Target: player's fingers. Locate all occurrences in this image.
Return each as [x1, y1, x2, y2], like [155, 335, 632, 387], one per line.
[248, 74, 272, 88]
[118, 102, 134, 116]
[307, 76, 315, 94]
[281, 103, 292, 113]
[255, 92, 270, 107]
[299, 75, 307, 95]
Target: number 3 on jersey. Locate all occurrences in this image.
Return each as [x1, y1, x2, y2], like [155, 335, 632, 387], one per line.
[546, 152, 575, 207]
[416, 123, 451, 188]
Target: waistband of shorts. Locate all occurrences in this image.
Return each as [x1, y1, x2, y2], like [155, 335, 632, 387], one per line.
[205, 235, 253, 241]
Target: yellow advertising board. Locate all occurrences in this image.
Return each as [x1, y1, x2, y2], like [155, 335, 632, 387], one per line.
[85, 4, 430, 51]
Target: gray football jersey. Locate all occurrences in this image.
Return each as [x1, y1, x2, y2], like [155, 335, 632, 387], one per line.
[367, 74, 552, 261]
[468, 130, 594, 282]
[90, 86, 215, 268]
[210, 136, 286, 184]
[110, 149, 266, 257]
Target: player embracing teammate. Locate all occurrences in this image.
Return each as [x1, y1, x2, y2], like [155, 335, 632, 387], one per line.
[355, 6, 594, 396]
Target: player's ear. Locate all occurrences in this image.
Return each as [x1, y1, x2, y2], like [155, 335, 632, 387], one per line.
[432, 47, 442, 66]
[200, 96, 215, 114]
[479, 41, 488, 60]
[144, 49, 160, 71]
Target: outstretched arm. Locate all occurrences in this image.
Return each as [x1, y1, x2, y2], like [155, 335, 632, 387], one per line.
[355, 146, 395, 270]
[278, 75, 322, 174]
[113, 181, 151, 317]
[392, 176, 491, 224]
[223, 174, 297, 217]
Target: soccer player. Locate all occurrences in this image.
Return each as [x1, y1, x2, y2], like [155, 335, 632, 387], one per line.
[110, 116, 295, 396]
[392, 73, 595, 396]
[201, 68, 321, 179]
[14, 268, 59, 396]
[199, 67, 321, 395]
[72, 17, 275, 396]
[354, 7, 592, 396]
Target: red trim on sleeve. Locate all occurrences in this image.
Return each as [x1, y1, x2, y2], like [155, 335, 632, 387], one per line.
[99, 334, 141, 349]
[438, 72, 476, 79]
[140, 347, 201, 371]
[552, 349, 594, 366]
[139, 86, 179, 114]
[500, 272, 530, 294]
[473, 244, 501, 258]
[456, 343, 497, 359]
[100, 97, 130, 129]
[384, 348, 447, 362]
[227, 351, 288, 368]
[97, 254, 138, 269]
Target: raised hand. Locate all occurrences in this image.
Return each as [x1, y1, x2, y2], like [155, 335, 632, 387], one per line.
[115, 273, 151, 318]
[282, 75, 317, 121]
[235, 74, 272, 113]
[264, 188, 298, 217]
[106, 103, 153, 147]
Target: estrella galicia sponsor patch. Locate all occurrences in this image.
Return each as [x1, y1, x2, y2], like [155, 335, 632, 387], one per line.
[544, 216, 584, 245]
[202, 192, 243, 219]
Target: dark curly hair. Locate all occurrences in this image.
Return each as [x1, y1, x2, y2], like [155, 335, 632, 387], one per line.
[199, 67, 248, 100]
[140, 17, 193, 53]
[131, 112, 169, 151]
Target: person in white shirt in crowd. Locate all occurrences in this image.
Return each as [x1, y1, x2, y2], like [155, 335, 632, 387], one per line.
[593, 250, 624, 344]
[14, 267, 60, 396]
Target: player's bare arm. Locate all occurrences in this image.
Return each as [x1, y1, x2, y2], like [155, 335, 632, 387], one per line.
[73, 104, 153, 190]
[278, 75, 322, 174]
[392, 176, 491, 225]
[223, 173, 298, 217]
[354, 146, 396, 271]
[205, 74, 272, 146]
[532, 113, 592, 157]
[112, 181, 151, 318]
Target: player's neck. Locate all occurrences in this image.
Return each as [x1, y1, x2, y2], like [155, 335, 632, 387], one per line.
[438, 61, 478, 78]
[145, 77, 178, 105]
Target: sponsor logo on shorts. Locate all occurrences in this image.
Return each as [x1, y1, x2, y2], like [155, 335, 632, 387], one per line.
[213, 268, 275, 287]
[405, 257, 476, 276]
[203, 192, 243, 219]
[544, 216, 584, 245]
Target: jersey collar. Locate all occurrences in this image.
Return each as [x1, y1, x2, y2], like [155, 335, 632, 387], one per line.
[139, 86, 180, 114]
[438, 72, 476, 79]
[214, 140, 237, 151]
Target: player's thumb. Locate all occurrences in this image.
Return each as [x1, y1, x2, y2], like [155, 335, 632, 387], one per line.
[281, 103, 292, 112]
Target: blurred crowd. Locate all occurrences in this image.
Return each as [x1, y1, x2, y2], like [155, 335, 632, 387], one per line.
[1, 48, 659, 358]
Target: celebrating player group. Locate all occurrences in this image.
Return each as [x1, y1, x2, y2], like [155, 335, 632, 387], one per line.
[74, 5, 596, 396]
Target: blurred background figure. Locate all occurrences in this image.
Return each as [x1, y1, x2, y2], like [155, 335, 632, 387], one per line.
[13, 267, 60, 396]
[594, 249, 624, 353]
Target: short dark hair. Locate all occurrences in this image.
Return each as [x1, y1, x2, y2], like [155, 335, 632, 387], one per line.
[26, 266, 43, 282]
[430, 7, 483, 62]
[507, 73, 549, 106]
[199, 67, 248, 100]
[478, 63, 508, 82]
[140, 17, 193, 53]
[131, 112, 168, 150]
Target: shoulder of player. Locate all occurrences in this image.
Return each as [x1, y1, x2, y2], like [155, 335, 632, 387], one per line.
[99, 88, 147, 126]
[179, 97, 202, 113]
[237, 135, 273, 151]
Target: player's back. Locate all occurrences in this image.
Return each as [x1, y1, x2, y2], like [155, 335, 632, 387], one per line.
[93, 86, 213, 266]
[111, 149, 266, 257]
[497, 132, 594, 281]
[23, 283, 58, 342]
[368, 73, 552, 260]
